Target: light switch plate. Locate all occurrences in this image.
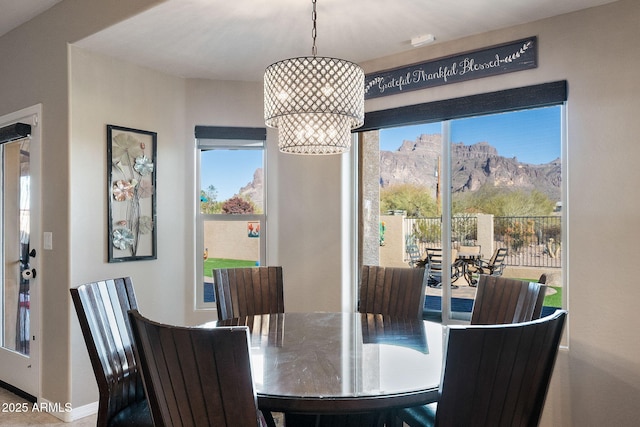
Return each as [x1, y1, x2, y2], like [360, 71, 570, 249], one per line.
[44, 232, 52, 250]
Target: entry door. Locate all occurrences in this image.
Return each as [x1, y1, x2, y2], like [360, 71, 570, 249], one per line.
[0, 106, 40, 397]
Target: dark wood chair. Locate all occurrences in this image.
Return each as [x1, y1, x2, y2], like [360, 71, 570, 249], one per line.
[213, 266, 284, 321]
[470, 275, 547, 325]
[358, 265, 427, 319]
[128, 309, 269, 427]
[398, 309, 568, 427]
[465, 247, 508, 285]
[70, 278, 152, 427]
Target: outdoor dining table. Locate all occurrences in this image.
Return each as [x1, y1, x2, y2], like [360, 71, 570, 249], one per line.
[209, 312, 444, 417]
[456, 252, 482, 285]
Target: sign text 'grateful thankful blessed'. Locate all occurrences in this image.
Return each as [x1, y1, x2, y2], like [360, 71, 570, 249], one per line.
[364, 37, 537, 99]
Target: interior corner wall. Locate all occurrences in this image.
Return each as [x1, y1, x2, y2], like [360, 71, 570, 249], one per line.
[184, 78, 351, 316]
[68, 46, 189, 408]
[0, 0, 166, 413]
[360, 1, 640, 425]
[183, 78, 276, 326]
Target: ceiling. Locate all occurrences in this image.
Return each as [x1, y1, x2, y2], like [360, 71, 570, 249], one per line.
[2, 0, 617, 82]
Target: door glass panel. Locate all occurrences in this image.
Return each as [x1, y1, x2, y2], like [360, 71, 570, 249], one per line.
[1, 137, 31, 355]
[370, 105, 563, 321]
[449, 106, 563, 319]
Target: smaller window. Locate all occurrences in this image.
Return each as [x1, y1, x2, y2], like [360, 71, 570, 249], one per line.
[195, 127, 266, 309]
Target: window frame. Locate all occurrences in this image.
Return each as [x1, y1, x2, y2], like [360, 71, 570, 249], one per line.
[358, 81, 567, 322]
[195, 126, 267, 310]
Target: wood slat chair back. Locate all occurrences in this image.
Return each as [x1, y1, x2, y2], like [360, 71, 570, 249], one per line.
[70, 278, 152, 427]
[471, 275, 547, 325]
[128, 310, 267, 427]
[358, 265, 427, 319]
[399, 310, 567, 427]
[437, 310, 567, 426]
[213, 266, 284, 321]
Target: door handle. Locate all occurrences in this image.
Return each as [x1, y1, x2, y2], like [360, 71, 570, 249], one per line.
[22, 268, 36, 280]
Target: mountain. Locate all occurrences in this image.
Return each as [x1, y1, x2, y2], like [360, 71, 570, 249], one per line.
[238, 168, 263, 210]
[380, 134, 561, 201]
[236, 134, 561, 208]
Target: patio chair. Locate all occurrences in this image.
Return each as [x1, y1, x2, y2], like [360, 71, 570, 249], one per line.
[358, 265, 428, 319]
[213, 266, 284, 321]
[406, 241, 423, 268]
[70, 278, 152, 427]
[425, 248, 461, 288]
[465, 247, 508, 285]
[398, 309, 567, 427]
[128, 310, 270, 427]
[470, 275, 547, 325]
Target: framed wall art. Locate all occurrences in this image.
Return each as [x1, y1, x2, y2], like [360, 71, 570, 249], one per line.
[107, 125, 157, 262]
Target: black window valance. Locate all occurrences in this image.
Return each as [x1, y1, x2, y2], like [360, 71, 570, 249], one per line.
[359, 80, 568, 132]
[0, 122, 31, 144]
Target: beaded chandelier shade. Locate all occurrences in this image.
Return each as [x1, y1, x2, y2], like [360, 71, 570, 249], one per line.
[264, 1, 364, 155]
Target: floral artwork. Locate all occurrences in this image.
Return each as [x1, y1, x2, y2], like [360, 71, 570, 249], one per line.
[107, 125, 157, 262]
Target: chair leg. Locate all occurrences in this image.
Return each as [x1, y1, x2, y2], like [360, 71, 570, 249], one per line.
[263, 411, 277, 427]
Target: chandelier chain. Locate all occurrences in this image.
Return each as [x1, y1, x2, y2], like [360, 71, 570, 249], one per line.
[311, 0, 317, 56]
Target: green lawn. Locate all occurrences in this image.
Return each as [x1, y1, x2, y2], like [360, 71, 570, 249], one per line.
[204, 258, 258, 277]
[519, 278, 562, 308]
[542, 286, 562, 308]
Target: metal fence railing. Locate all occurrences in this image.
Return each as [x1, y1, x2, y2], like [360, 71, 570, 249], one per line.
[494, 216, 561, 267]
[405, 215, 561, 268]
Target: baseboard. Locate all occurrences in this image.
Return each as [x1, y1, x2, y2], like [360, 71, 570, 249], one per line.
[0, 380, 36, 403]
[38, 398, 97, 422]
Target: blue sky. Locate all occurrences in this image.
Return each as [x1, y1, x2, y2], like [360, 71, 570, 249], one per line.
[202, 106, 561, 201]
[380, 105, 561, 164]
[201, 149, 262, 202]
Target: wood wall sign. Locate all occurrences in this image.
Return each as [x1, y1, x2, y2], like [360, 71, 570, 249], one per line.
[365, 37, 537, 99]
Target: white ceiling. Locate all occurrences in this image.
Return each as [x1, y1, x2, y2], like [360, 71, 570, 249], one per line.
[3, 0, 617, 82]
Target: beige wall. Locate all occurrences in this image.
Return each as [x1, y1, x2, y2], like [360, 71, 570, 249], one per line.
[0, 0, 638, 425]
[69, 46, 189, 406]
[0, 0, 164, 412]
[361, 1, 640, 425]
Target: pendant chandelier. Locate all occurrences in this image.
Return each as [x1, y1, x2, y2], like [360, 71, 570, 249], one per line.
[264, 0, 364, 155]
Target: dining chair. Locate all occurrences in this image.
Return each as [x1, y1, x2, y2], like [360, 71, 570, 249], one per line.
[465, 247, 508, 285]
[70, 277, 152, 427]
[470, 275, 547, 325]
[398, 309, 567, 427]
[128, 309, 270, 427]
[213, 266, 284, 321]
[358, 265, 427, 319]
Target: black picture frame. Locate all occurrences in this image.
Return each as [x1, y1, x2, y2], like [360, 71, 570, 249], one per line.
[107, 125, 157, 262]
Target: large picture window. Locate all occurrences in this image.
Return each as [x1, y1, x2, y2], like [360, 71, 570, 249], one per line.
[195, 126, 266, 309]
[359, 82, 566, 322]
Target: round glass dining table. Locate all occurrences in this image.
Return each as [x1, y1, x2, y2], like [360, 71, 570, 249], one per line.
[211, 312, 444, 415]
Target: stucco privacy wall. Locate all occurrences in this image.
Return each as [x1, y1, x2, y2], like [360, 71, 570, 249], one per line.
[0, 0, 164, 413]
[361, 1, 640, 425]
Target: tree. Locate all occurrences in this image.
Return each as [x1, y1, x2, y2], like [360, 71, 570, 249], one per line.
[452, 185, 555, 217]
[222, 195, 255, 214]
[200, 185, 222, 214]
[380, 184, 438, 217]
